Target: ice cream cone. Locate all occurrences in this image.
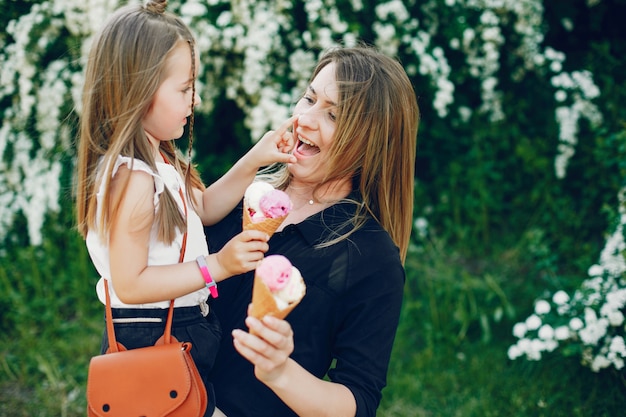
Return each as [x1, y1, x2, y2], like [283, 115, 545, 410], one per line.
[250, 273, 302, 320]
[242, 202, 287, 237]
[249, 273, 304, 335]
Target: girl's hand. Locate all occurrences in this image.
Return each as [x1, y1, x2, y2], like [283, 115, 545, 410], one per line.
[232, 310, 294, 385]
[215, 230, 269, 276]
[248, 116, 297, 168]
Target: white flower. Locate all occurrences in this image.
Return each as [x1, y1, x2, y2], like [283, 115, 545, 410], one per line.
[591, 355, 611, 372]
[414, 217, 429, 239]
[180, 1, 207, 18]
[606, 289, 626, 310]
[552, 290, 570, 305]
[588, 264, 604, 277]
[527, 339, 545, 361]
[534, 300, 551, 315]
[544, 339, 559, 352]
[517, 338, 531, 353]
[538, 324, 555, 340]
[584, 307, 598, 323]
[550, 61, 563, 73]
[579, 318, 608, 345]
[554, 326, 570, 341]
[525, 314, 542, 331]
[569, 317, 584, 331]
[609, 336, 626, 356]
[606, 310, 624, 327]
[512, 322, 527, 338]
[508, 344, 523, 360]
[611, 356, 624, 370]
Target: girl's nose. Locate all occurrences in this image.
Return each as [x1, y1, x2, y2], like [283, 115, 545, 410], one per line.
[194, 91, 201, 107]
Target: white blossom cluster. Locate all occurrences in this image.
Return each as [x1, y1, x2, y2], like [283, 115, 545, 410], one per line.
[552, 70, 603, 179]
[509, 188, 626, 372]
[0, 0, 606, 245]
[0, 0, 116, 245]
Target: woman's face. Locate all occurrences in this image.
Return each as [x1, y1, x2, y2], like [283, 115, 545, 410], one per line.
[289, 63, 338, 184]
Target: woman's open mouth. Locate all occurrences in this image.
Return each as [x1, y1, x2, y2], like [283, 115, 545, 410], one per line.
[296, 136, 320, 156]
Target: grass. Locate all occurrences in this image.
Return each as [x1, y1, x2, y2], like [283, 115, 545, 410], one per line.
[1, 226, 625, 416]
[376, 236, 626, 417]
[379, 319, 626, 416]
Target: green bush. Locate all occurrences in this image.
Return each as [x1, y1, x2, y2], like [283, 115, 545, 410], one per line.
[2, 0, 626, 415]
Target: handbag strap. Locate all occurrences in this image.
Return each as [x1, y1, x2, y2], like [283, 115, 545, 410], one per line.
[105, 155, 188, 352]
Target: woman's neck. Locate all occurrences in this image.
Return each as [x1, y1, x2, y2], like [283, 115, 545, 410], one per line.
[286, 178, 352, 207]
[276, 178, 352, 231]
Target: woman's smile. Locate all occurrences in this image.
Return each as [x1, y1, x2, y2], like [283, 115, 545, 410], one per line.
[294, 134, 321, 157]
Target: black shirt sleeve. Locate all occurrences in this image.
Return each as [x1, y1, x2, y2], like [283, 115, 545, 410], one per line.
[325, 227, 405, 417]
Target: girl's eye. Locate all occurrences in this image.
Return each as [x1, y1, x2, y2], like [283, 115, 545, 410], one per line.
[329, 112, 337, 122]
[302, 94, 314, 104]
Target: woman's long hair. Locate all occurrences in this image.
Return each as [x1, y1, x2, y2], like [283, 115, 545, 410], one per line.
[262, 45, 419, 263]
[76, 0, 203, 244]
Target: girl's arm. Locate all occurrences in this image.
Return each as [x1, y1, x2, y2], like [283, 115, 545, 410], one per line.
[108, 166, 269, 304]
[195, 116, 296, 225]
[232, 315, 357, 417]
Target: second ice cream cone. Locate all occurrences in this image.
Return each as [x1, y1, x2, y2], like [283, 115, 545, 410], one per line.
[250, 273, 300, 321]
[249, 260, 305, 335]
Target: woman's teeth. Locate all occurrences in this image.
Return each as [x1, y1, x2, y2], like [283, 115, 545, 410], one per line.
[299, 136, 316, 147]
[297, 135, 321, 155]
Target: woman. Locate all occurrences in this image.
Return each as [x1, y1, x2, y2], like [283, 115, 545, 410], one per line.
[206, 45, 419, 417]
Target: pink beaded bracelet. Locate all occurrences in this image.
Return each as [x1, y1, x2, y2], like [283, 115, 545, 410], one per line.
[196, 256, 218, 298]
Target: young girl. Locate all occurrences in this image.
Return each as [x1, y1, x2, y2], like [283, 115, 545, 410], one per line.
[75, 1, 295, 415]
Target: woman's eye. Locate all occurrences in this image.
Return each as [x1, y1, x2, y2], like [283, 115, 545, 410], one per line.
[302, 95, 314, 104]
[329, 112, 337, 122]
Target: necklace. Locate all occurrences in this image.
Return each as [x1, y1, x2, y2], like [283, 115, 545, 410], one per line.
[286, 186, 316, 208]
[291, 198, 315, 211]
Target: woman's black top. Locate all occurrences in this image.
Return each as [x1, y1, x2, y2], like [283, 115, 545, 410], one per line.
[206, 196, 405, 417]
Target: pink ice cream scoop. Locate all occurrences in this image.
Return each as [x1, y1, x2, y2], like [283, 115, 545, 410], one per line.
[259, 189, 293, 219]
[257, 255, 292, 292]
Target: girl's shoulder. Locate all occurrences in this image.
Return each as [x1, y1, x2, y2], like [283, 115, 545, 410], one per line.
[109, 155, 156, 178]
[99, 155, 168, 205]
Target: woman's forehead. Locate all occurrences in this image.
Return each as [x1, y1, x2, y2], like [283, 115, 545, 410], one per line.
[311, 63, 338, 103]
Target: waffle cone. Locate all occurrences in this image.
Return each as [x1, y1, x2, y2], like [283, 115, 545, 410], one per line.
[249, 272, 304, 334]
[242, 202, 287, 238]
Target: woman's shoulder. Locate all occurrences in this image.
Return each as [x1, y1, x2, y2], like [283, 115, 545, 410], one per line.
[352, 219, 400, 260]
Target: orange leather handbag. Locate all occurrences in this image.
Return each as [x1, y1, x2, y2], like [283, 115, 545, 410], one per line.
[86, 190, 208, 416]
[86, 284, 208, 416]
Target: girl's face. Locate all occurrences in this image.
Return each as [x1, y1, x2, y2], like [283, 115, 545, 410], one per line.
[289, 63, 338, 184]
[143, 43, 201, 150]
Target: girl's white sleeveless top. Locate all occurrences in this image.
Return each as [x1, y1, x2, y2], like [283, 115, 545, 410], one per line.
[86, 156, 209, 309]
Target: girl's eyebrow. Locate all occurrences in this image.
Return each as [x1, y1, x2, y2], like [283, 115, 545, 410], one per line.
[309, 85, 337, 107]
[178, 78, 193, 88]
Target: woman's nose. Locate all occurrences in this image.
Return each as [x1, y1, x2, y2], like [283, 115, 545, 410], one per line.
[296, 109, 317, 129]
[194, 91, 202, 107]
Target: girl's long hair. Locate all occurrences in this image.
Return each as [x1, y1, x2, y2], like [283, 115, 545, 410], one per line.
[261, 45, 419, 263]
[76, 0, 203, 244]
